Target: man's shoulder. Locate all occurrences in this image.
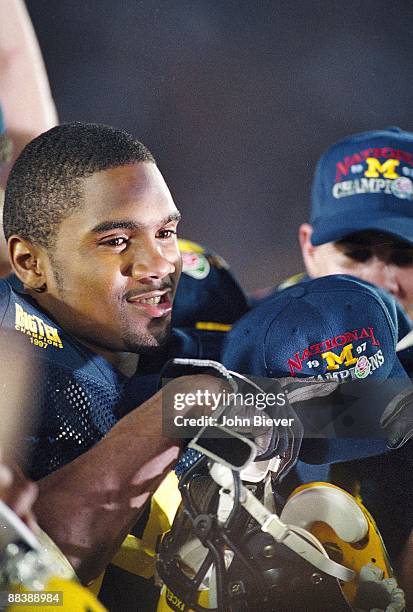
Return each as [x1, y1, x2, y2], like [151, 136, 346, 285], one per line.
[0, 278, 66, 351]
[0, 278, 118, 382]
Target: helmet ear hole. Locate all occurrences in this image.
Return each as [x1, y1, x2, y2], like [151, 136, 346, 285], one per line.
[280, 483, 369, 543]
[280, 482, 400, 610]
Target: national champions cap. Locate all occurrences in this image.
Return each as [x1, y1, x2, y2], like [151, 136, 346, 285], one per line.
[310, 127, 413, 245]
[222, 275, 408, 383]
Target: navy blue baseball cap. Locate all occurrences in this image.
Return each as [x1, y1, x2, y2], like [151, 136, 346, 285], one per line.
[172, 239, 248, 328]
[311, 127, 413, 245]
[222, 275, 408, 383]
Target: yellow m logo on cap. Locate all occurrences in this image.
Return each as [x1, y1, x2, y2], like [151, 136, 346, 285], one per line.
[364, 157, 400, 179]
[321, 343, 357, 371]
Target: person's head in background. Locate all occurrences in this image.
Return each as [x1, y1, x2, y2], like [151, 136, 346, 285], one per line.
[299, 127, 413, 319]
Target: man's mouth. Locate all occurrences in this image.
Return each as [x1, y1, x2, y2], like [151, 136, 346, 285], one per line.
[134, 295, 162, 305]
[126, 290, 173, 318]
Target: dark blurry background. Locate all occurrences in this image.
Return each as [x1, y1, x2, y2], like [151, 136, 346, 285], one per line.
[25, 0, 413, 292]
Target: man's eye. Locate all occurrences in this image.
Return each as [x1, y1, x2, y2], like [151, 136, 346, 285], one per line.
[157, 229, 177, 239]
[344, 249, 372, 263]
[101, 237, 128, 247]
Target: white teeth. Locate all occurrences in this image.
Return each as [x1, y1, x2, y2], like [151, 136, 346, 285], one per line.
[136, 296, 162, 305]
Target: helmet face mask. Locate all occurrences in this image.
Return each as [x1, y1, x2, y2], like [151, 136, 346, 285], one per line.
[156, 459, 354, 612]
[156, 459, 404, 612]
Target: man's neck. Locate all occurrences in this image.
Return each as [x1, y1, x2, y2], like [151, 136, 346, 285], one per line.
[75, 338, 140, 377]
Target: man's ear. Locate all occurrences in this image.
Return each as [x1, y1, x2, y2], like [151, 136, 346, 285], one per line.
[298, 223, 317, 278]
[8, 235, 48, 291]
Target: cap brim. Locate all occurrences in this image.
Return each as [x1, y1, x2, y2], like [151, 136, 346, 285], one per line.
[311, 211, 413, 246]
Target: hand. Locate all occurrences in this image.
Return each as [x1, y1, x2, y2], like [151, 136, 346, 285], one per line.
[0, 451, 38, 529]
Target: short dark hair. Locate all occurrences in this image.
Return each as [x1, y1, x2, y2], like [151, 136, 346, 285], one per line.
[3, 122, 155, 249]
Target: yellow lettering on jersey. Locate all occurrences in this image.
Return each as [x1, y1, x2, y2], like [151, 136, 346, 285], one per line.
[321, 343, 357, 371]
[24, 312, 37, 333]
[364, 158, 400, 179]
[44, 323, 63, 344]
[33, 315, 45, 335]
[15, 303, 26, 328]
[14, 303, 63, 348]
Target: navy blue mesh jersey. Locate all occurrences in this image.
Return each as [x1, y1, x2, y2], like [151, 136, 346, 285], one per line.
[0, 279, 226, 480]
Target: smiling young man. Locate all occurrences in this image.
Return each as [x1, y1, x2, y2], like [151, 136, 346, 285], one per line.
[0, 122, 230, 592]
[5, 126, 181, 373]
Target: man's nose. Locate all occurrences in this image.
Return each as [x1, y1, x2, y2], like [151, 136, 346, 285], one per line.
[127, 243, 176, 283]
